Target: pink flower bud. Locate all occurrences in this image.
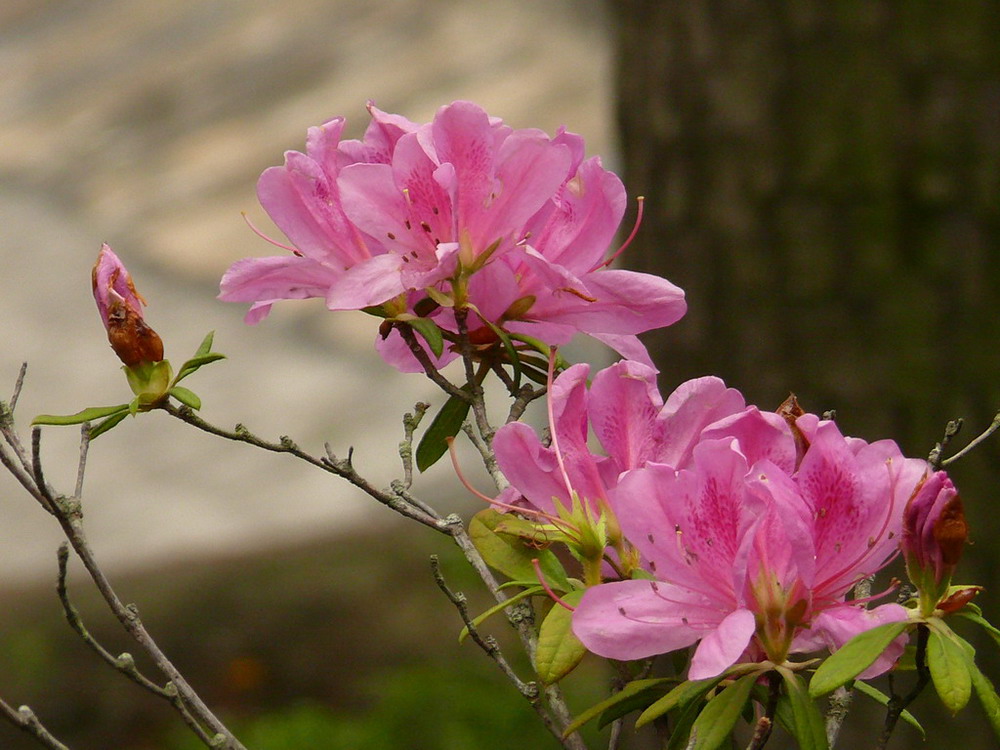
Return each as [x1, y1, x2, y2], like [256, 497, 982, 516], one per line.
[902, 470, 967, 611]
[92, 244, 164, 367]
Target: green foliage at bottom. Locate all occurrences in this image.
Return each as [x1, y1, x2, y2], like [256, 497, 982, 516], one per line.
[166, 662, 579, 750]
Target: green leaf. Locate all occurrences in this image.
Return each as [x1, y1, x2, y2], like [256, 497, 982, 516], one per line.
[168, 386, 202, 410]
[535, 590, 587, 685]
[687, 672, 758, 750]
[173, 353, 226, 384]
[406, 317, 445, 358]
[467, 307, 522, 391]
[33, 404, 130, 426]
[636, 675, 726, 729]
[598, 680, 677, 730]
[87, 410, 131, 439]
[779, 669, 829, 750]
[559, 679, 675, 736]
[458, 586, 543, 644]
[193, 330, 216, 358]
[927, 624, 973, 713]
[415, 391, 471, 472]
[969, 660, 1000, 739]
[809, 621, 910, 697]
[852, 681, 925, 737]
[467, 509, 568, 585]
[955, 610, 1000, 650]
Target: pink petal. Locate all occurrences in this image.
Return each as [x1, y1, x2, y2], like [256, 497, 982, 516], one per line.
[531, 156, 626, 275]
[653, 377, 746, 469]
[589, 360, 664, 471]
[588, 333, 657, 368]
[219, 255, 340, 304]
[688, 608, 757, 680]
[492, 422, 568, 516]
[702, 408, 797, 474]
[572, 579, 705, 661]
[808, 604, 909, 679]
[325, 253, 406, 310]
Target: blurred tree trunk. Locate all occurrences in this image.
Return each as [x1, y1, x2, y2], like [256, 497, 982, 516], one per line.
[608, 0, 1000, 738]
[609, 0, 999, 444]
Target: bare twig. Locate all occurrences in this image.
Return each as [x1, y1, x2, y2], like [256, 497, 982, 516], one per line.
[396, 326, 471, 402]
[56, 544, 217, 746]
[453, 308, 494, 441]
[1, 371, 36, 482]
[507, 383, 546, 424]
[941, 411, 1000, 468]
[442, 516, 587, 750]
[825, 686, 854, 748]
[74, 424, 90, 499]
[928, 418, 963, 470]
[430, 556, 536, 698]
[163, 403, 445, 533]
[460, 421, 507, 493]
[9, 362, 28, 411]
[0, 699, 69, 750]
[21, 425, 246, 750]
[876, 625, 930, 749]
[399, 403, 429, 488]
[746, 672, 780, 750]
[163, 392, 587, 746]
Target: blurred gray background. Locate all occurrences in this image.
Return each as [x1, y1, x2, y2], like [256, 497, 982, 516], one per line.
[0, 0, 612, 580]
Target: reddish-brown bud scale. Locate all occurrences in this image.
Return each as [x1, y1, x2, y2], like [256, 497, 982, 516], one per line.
[933, 493, 968, 568]
[776, 394, 809, 465]
[106, 302, 164, 367]
[937, 586, 982, 615]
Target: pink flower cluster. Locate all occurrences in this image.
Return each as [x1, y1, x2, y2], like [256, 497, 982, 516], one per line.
[493, 361, 930, 679]
[220, 101, 685, 370]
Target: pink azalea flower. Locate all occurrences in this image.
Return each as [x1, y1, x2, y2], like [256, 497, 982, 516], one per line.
[220, 101, 685, 370]
[492, 360, 746, 519]
[572, 405, 927, 680]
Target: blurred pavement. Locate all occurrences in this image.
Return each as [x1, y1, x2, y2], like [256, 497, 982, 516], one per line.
[0, 0, 613, 580]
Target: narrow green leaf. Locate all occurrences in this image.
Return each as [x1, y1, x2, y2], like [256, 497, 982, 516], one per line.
[473, 311, 522, 390]
[506, 332, 571, 370]
[562, 678, 675, 737]
[853, 681, 925, 737]
[173, 353, 227, 384]
[467, 509, 568, 584]
[406, 317, 445, 358]
[194, 331, 215, 358]
[688, 672, 758, 750]
[809, 621, 910, 697]
[956, 610, 1000, 650]
[666, 692, 711, 750]
[597, 681, 677, 730]
[636, 676, 726, 729]
[87, 410, 131, 439]
[969, 660, 1000, 739]
[927, 626, 973, 713]
[535, 590, 587, 685]
[169, 386, 202, 410]
[779, 669, 829, 750]
[458, 586, 543, 644]
[415, 392, 471, 472]
[33, 404, 130, 426]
